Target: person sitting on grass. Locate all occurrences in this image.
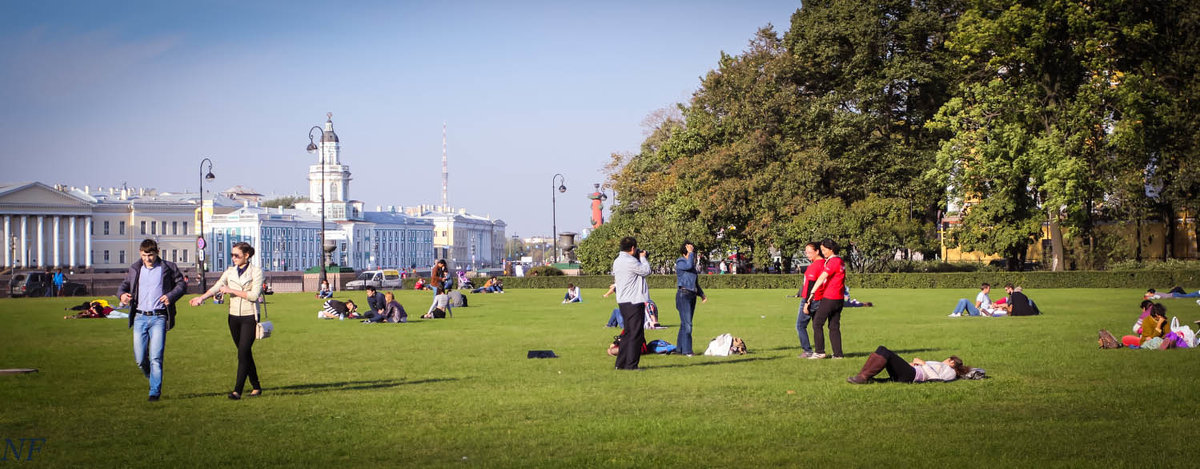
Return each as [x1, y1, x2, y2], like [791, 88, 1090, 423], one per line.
[364, 292, 407, 323]
[365, 286, 386, 318]
[1123, 303, 1167, 347]
[413, 278, 428, 291]
[1144, 287, 1200, 300]
[606, 299, 662, 329]
[847, 345, 970, 384]
[562, 283, 582, 303]
[1131, 300, 1154, 335]
[317, 280, 333, 299]
[948, 283, 992, 317]
[471, 277, 498, 294]
[1002, 284, 1039, 316]
[318, 299, 357, 319]
[423, 288, 452, 319]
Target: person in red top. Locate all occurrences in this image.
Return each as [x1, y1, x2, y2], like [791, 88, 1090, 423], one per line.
[795, 242, 825, 358]
[808, 238, 846, 359]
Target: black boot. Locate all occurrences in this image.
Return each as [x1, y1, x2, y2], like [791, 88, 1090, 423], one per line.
[847, 353, 887, 384]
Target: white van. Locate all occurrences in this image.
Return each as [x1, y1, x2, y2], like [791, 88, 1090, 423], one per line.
[345, 269, 403, 290]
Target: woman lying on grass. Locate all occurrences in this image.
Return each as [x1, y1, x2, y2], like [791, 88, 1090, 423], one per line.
[847, 346, 970, 384]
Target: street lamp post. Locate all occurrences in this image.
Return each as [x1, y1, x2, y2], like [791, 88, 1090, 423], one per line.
[551, 173, 566, 264]
[198, 158, 215, 293]
[306, 125, 328, 290]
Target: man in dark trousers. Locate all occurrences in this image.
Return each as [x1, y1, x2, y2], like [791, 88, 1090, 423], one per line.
[365, 286, 386, 317]
[612, 237, 651, 370]
[117, 239, 186, 401]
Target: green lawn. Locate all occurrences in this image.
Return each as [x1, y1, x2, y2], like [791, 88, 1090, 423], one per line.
[2, 287, 1199, 467]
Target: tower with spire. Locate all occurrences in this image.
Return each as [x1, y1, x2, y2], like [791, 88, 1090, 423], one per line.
[299, 113, 358, 220]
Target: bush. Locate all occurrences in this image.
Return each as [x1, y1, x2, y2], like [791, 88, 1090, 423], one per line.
[1107, 259, 1200, 271]
[525, 266, 564, 277]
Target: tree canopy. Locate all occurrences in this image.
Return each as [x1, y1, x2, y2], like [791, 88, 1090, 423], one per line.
[579, 0, 1200, 273]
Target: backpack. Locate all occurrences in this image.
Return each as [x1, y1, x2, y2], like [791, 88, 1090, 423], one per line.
[647, 339, 676, 354]
[1098, 329, 1121, 349]
[449, 290, 468, 307]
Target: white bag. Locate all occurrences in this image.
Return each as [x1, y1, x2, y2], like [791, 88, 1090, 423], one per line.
[704, 333, 733, 357]
[1170, 317, 1195, 348]
[255, 299, 272, 340]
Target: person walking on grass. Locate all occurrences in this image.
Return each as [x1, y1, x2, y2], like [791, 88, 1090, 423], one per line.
[807, 238, 846, 360]
[795, 242, 824, 358]
[189, 241, 265, 400]
[675, 240, 707, 356]
[613, 237, 651, 370]
[117, 239, 186, 402]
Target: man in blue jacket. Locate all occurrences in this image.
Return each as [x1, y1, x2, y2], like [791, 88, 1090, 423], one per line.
[117, 239, 186, 402]
[675, 241, 708, 356]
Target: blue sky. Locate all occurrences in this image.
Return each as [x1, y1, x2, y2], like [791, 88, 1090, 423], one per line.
[1, 0, 799, 238]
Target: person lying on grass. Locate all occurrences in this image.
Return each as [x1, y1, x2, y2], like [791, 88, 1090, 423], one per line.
[1144, 287, 1200, 299]
[318, 299, 358, 319]
[847, 346, 970, 384]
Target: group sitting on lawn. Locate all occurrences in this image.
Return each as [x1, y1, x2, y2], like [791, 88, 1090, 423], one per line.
[949, 283, 1039, 317]
[1117, 301, 1195, 349]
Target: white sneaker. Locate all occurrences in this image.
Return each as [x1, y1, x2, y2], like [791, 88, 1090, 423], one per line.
[1195, 299, 1199, 307]
[948, 312, 961, 317]
[807, 353, 827, 359]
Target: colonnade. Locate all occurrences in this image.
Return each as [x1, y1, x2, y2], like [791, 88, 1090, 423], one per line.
[2, 214, 92, 269]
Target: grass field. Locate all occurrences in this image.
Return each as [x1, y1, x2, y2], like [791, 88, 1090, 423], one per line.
[2, 287, 1199, 467]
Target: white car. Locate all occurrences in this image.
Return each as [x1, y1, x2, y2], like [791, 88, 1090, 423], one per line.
[344, 269, 403, 290]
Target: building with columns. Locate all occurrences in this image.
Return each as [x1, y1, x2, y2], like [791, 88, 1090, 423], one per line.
[0, 182, 211, 273]
[406, 204, 507, 270]
[1, 182, 95, 270]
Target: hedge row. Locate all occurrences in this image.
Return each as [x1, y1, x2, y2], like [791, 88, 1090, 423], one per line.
[458, 270, 1200, 290]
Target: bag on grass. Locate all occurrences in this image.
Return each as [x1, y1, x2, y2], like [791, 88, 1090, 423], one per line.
[1169, 317, 1195, 348]
[647, 339, 676, 354]
[704, 334, 733, 357]
[1098, 329, 1121, 349]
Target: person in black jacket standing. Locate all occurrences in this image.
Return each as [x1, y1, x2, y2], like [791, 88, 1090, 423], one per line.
[117, 239, 186, 401]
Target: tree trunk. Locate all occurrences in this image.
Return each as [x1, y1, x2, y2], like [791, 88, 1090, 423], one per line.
[1163, 202, 1176, 260]
[1048, 210, 1065, 271]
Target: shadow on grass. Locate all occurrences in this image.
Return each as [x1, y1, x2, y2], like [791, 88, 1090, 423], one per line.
[757, 346, 942, 357]
[175, 377, 459, 399]
[647, 355, 785, 369]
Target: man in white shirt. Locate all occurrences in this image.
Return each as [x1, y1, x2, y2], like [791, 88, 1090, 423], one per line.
[949, 283, 991, 317]
[612, 237, 651, 370]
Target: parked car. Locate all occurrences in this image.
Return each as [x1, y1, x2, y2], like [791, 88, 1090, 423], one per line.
[9, 271, 88, 297]
[344, 269, 403, 291]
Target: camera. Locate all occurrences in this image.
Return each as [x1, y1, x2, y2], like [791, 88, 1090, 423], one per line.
[638, 249, 649, 258]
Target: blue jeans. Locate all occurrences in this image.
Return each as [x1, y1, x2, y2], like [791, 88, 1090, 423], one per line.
[953, 299, 980, 316]
[676, 288, 697, 355]
[796, 299, 819, 353]
[132, 313, 167, 396]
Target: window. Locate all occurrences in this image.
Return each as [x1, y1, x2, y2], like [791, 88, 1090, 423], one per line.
[103, 250, 110, 263]
[182, 222, 188, 235]
[151, 222, 157, 235]
[103, 221, 110, 235]
[171, 249, 177, 261]
[162, 221, 168, 234]
[182, 250, 188, 262]
[119, 250, 126, 264]
[119, 221, 125, 235]
[172, 221, 178, 235]
[140, 221, 146, 235]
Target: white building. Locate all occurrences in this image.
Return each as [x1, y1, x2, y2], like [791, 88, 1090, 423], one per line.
[206, 114, 435, 271]
[405, 204, 506, 271]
